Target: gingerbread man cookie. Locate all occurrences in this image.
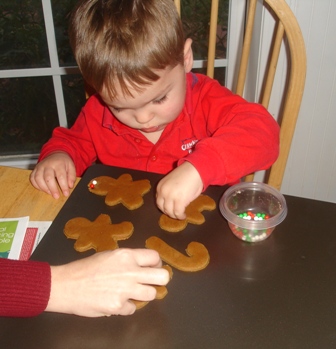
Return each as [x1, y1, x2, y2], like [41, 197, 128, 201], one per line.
[88, 174, 151, 209]
[145, 236, 210, 272]
[159, 194, 216, 232]
[64, 214, 134, 252]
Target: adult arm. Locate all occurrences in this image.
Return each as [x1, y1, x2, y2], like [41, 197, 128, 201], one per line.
[47, 249, 169, 317]
[0, 249, 169, 318]
[0, 258, 51, 317]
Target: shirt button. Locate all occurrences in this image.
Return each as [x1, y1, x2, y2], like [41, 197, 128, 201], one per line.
[135, 138, 141, 143]
[151, 155, 157, 161]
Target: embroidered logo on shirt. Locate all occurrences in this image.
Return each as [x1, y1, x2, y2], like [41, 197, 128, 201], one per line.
[181, 138, 198, 154]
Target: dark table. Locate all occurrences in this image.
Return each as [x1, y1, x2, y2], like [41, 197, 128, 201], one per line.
[1, 165, 336, 349]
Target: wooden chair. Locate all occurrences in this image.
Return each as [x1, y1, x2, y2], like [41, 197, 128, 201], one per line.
[175, 0, 307, 190]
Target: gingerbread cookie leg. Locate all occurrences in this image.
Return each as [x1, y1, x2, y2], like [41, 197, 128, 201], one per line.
[145, 236, 210, 272]
[159, 194, 216, 232]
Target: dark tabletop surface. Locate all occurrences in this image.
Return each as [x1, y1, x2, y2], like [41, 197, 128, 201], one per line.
[1, 164, 336, 349]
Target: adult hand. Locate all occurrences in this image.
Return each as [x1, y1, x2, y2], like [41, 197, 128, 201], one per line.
[46, 249, 169, 317]
[30, 152, 77, 199]
[156, 162, 203, 220]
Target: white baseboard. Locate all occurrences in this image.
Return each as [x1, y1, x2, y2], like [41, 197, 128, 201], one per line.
[0, 155, 38, 170]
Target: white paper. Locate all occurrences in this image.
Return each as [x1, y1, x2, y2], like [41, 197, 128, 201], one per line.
[29, 221, 52, 254]
[0, 217, 51, 260]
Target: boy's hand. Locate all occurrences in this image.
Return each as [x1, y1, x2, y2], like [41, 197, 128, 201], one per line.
[30, 152, 77, 199]
[47, 249, 169, 317]
[156, 162, 203, 220]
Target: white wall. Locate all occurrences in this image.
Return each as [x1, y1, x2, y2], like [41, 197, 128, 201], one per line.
[227, 0, 336, 203]
[282, 0, 336, 203]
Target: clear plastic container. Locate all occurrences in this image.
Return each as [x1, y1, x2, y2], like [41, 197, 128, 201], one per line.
[219, 182, 287, 242]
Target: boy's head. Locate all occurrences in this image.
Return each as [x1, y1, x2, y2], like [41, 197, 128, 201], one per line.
[69, 0, 186, 99]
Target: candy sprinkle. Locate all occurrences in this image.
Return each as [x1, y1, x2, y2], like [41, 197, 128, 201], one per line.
[237, 211, 270, 221]
[89, 180, 98, 189]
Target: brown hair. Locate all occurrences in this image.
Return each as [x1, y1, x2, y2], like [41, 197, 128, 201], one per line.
[69, 0, 185, 99]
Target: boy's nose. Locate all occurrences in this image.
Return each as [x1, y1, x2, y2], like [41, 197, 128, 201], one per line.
[134, 111, 154, 124]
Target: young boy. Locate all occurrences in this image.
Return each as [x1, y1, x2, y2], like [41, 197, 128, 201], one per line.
[30, 0, 279, 220]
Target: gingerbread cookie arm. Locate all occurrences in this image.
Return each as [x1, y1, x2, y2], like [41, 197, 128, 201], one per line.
[158, 215, 188, 233]
[145, 236, 210, 272]
[63, 217, 92, 239]
[185, 195, 217, 224]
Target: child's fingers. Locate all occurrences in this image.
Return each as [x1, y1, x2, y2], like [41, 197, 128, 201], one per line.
[156, 195, 165, 213]
[66, 162, 77, 189]
[54, 163, 75, 197]
[67, 171, 77, 189]
[171, 200, 187, 220]
[30, 168, 56, 197]
[44, 174, 62, 199]
[156, 195, 186, 220]
[55, 173, 71, 197]
[29, 170, 39, 190]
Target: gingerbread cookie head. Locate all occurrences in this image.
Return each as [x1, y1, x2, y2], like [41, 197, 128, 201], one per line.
[64, 214, 134, 252]
[88, 174, 151, 209]
[159, 194, 216, 232]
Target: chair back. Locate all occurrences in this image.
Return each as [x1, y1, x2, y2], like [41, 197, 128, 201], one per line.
[176, 0, 307, 190]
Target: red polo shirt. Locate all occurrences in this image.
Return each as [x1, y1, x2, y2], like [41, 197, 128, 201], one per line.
[40, 73, 279, 188]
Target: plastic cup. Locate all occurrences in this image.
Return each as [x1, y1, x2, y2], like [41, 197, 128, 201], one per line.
[219, 182, 287, 242]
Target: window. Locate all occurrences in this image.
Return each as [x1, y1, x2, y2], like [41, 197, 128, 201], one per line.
[181, 0, 229, 84]
[0, 0, 232, 168]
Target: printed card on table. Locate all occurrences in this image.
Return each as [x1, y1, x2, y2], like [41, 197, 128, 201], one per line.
[0, 217, 29, 259]
[0, 217, 51, 260]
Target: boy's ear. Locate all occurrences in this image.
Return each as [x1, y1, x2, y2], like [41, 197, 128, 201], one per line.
[183, 38, 193, 73]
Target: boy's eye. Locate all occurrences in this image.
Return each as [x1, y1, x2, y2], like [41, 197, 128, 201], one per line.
[111, 107, 121, 113]
[153, 95, 168, 104]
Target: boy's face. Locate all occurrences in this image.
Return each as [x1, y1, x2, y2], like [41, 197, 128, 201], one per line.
[100, 63, 187, 140]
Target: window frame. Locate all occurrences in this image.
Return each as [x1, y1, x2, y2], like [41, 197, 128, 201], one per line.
[0, 0, 244, 168]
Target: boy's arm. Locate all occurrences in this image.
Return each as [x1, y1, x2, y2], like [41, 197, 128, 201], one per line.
[180, 82, 280, 189]
[157, 79, 279, 219]
[39, 120, 97, 177]
[31, 96, 104, 197]
[39, 95, 104, 177]
[156, 161, 203, 220]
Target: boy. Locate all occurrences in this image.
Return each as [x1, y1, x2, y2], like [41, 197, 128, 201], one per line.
[30, 0, 279, 220]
